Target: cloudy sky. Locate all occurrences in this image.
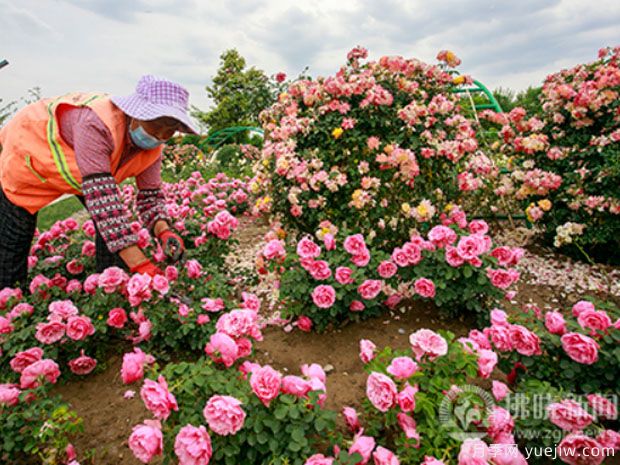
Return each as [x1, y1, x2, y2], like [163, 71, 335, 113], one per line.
[2, 0, 619, 123]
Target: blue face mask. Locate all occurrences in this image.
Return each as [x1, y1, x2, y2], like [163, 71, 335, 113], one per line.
[129, 125, 164, 150]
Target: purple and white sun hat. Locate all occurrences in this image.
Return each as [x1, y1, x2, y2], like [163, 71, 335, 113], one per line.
[110, 75, 198, 134]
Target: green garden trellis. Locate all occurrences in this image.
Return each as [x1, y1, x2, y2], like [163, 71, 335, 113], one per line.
[202, 126, 264, 150]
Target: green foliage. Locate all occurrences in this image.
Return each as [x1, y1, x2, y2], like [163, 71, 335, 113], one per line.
[193, 49, 277, 134]
[0, 388, 82, 465]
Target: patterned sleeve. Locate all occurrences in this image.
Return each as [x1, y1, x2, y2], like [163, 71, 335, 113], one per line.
[82, 174, 138, 253]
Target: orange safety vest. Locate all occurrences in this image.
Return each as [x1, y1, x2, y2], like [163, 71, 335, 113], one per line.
[0, 92, 162, 214]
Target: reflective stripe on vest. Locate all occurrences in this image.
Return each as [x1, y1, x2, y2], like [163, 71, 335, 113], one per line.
[45, 94, 102, 192]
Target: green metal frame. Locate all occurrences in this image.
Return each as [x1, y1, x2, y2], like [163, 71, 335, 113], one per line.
[451, 75, 504, 113]
[202, 126, 264, 150]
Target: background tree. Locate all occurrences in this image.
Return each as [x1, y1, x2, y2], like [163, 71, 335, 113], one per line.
[193, 49, 275, 139]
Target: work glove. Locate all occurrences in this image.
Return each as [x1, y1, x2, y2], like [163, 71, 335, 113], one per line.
[130, 258, 163, 277]
[157, 229, 185, 263]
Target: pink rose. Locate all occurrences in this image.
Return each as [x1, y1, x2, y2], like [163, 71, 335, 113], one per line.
[47, 301, 78, 321]
[487, 324, 513, 351]
[445, 246, 465, 267]
[468, 329, 491, 349]
[174, 424, 212, 465]
[129, 419, 163, 464]
[263, 239, 286, 260]
[387, 357, 418, 380]
[352, 251, 371, 267]
[397, 413, 419, 441]
[349, 432, 375, 465]
[335, 267, 354, 285]
[492, 381, 510, 402]
[397, 383, 418, 413]
[490, 309, 508, 325]
[391, 247, 410, 267]
[458, 438, 489, 465]
[467, 220, 488, 235]
[20, 359, 60, 389]
[296, 316, 313, 332]
[373, 446, 399, 465]
[151, 275, 169, 295]
[545, 311, 567, 335]
[377, 261, 397, 279]
[81, 240, 96, 256]
[203, 395, 246, 435]
[250, 365, 282, 407]
[587, 394, 617, 420]
[204, 332, 239, 368]
[241, 292, 261, 312]
[215, 309, 261, 340]
[509, 325, 541, 356]
[402, 243, 422, 265]
[165, 265, 179, 281]
[421, 457, 446, 465]
[428, 225, 457, 248]
[409, 329, 448, 361]
[359, 339, 376, 364]
[301, 363, 326, 383]
[185, 259, 203, 279]
[65, 280, 82, 294]
[414, 278, 436, 298]
[572, 300, 595, 318]
[10, 347, 44, 373]
[305, 455, 334, 465]
[491, 247, 516, 267]
[82, 274, 100, 294]
[201, 298, 225, 312]
[342, 406, 361, 433]
[548, 400, 594, 431]
[141, 375, 178, 420]
[121, 348, 154, 385]
[107, 308, 128, 329]
[557, 433, 606, 465]
[281, 375, 312, 397]
[456, 235, 485, 261]
[35, 320, 66, 344]
[487, 406, 514, 441]
[561, 332, 599, 365]
[68, 351, 97, 375]
[66, 315, 95, 341]
[297, 237, 322, 259]
[358, 279, 382, 300]
[487, 268, 520, 289]
[596, 430, 620, 449]
[7, 302, 34, 320]
[0, 383, 21, 406]
[577, 309, 612, 336]
[344, 234, 367, 255]
[477, 349, 498, 378]
[350, 300, 365, 312]
[311, 285, 336, 308]
[98, 267, 127, 293]
[366, 372, 397, 412]
[323, 233, 336, 251]
[307, 260, 332, 280]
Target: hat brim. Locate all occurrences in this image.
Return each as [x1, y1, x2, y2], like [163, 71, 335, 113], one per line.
[111, 94, 199, 134]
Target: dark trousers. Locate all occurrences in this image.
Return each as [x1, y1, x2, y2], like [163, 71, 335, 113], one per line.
[0, 188, 125, 292]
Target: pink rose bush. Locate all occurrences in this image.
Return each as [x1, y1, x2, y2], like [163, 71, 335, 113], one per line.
[263, 219, 521, 330]
[129, 358, 336, 464]
[252, 47, 484, 252]
[478, 299, 619, 393]
[478, 47, 620, 263]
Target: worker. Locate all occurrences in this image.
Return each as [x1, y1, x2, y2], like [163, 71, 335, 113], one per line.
[0, 75, 196, 291]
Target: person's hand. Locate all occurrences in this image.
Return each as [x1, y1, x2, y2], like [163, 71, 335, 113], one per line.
[129, 258, 163, 277]
[157, 229, 185, 263]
